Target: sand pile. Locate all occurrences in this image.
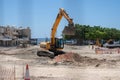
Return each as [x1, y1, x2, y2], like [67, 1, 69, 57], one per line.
[53, 52, 107, 67]
[53, 52, 81, 63]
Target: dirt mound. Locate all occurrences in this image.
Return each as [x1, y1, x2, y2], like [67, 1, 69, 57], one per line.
[53, 52, 107, 67]
[53, 52, 81, 63]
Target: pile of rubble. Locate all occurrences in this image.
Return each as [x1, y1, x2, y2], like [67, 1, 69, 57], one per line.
[53, 52, 81, 63]
[53, 52, 107, 67]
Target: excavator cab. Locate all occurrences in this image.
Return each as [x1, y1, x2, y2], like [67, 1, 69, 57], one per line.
[55, 38, 64, 49]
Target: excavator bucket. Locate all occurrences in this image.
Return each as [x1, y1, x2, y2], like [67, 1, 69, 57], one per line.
[62, 24, 75, 35]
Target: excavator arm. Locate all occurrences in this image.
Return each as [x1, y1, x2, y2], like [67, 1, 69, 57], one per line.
[51, 8, 74, 47]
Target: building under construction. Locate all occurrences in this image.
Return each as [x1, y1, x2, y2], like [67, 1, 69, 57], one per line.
[0, 26, 31, 47]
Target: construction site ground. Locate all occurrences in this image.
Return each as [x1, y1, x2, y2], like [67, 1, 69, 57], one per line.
[0, 45, 120, 80]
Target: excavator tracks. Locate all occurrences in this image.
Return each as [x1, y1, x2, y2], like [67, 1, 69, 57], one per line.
[37, 50, 65, 58]
[37, 50, 54, 58]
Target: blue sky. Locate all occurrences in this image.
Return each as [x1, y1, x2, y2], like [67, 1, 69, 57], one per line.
[0, 0, 120, 38]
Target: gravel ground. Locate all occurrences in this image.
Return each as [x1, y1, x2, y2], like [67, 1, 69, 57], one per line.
[0, 45, 120, 80]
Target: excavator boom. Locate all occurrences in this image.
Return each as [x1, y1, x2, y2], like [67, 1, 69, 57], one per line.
[51, 8, 74, 46]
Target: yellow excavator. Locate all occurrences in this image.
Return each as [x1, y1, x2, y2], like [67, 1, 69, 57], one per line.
[37, 8, 75, 57]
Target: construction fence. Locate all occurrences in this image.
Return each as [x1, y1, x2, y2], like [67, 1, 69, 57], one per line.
[0, 66, 15, 80]
[0, 63, 26, 80]
[95, 48, 120, 54]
